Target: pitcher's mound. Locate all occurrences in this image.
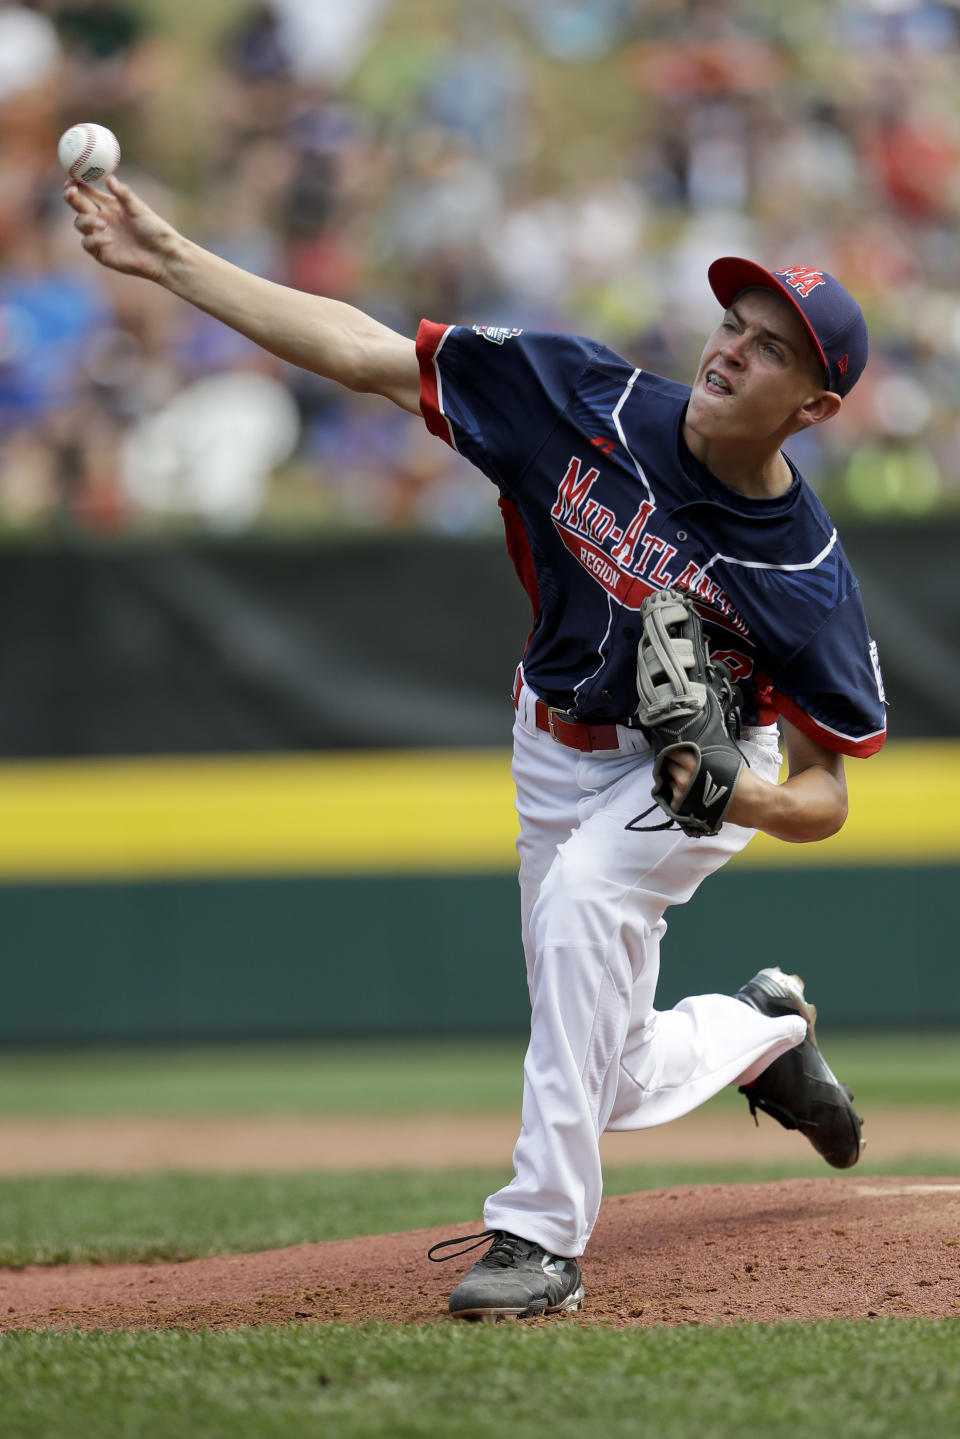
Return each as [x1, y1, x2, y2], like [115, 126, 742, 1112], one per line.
[2, 1176, 959, 1331]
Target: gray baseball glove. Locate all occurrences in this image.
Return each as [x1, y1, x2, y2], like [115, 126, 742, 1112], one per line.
[635, 588, 746, 837]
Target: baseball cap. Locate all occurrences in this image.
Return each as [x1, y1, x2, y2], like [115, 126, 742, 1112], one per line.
[707, 257, 868, 397]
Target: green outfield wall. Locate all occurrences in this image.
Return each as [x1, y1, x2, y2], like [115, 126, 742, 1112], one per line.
[0, 742, 956, 1041]
[0, 864, 955, 1043]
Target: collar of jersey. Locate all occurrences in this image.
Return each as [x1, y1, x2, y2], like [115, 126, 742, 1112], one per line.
[674, 408, 802, 518]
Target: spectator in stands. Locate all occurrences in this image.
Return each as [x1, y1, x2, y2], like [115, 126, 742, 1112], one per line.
[2, 0, 959, 533]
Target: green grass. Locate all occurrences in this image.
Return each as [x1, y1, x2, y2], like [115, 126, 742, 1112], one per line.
[3, 1155, 960, 1269]
[0, 1039, 527, 1117]
[1, 1031, 958, 1117]
[0, 1167, 509, 1267]
[2, 1319, 959, 1439]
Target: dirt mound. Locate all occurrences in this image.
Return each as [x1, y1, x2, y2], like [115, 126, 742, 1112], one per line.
[3, 1176, 959, 1331]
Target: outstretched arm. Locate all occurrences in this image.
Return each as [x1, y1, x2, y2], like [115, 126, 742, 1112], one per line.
[65, 176, 421, 414]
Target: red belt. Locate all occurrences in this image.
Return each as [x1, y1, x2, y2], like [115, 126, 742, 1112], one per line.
[514, 673, 622, 753]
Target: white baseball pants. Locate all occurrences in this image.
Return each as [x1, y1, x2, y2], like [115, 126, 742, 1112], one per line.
[482, 680, 808, 1258]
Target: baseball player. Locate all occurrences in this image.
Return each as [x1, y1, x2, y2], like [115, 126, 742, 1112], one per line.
[66, 177, 886, 1322]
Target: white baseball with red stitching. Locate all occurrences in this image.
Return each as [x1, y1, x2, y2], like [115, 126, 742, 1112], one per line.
[57, 123, 121, 184]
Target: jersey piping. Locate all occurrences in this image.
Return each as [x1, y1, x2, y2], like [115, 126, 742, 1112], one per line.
[701, 529, 839, 576]
[611, 368, 654, 505]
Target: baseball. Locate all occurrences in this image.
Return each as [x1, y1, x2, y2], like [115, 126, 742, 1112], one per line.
[57, 123, 121, 184]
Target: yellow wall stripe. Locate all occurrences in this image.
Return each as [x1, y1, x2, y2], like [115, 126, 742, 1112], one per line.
[0, 740, 955, 881]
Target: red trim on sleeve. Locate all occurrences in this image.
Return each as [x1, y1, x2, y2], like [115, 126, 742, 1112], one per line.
[771, 689, 887, 757]
[416, 319, 456, 447]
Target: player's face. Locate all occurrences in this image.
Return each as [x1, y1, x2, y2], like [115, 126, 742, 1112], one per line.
[687, 289, 828, 444]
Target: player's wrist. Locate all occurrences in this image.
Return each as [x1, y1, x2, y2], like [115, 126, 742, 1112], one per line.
[723, 765, 772, 830]
[157, 229, 197, 290]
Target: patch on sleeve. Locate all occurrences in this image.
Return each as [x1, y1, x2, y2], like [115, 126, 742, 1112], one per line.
[472, 324, 523, 345]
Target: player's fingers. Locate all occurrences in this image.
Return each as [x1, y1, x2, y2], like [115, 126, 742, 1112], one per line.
[664, 751, 696, 801]
[63, 181, 100, 215]
[106, 175, 141, 214]
[73, 211, 107, 236]
[79, 232, 108, 258]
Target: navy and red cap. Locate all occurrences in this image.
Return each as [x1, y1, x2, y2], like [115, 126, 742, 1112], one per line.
[707, 257, 868, 398]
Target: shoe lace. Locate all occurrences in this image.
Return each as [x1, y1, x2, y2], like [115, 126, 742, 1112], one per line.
[427, 1229, 529, 1265]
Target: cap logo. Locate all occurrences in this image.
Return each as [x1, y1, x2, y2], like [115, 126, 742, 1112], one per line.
[778, 266, 827, 299]
[837, 354, 849, 375]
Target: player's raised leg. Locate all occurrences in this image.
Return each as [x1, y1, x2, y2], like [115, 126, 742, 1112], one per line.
[733, 966, 864, 1168]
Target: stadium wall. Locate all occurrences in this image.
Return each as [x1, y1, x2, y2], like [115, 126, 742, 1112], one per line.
[0, 740, 956, 1040]
[0, 525, 954, 1039]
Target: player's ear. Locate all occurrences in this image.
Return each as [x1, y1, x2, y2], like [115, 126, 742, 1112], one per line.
[797, 390, 842, 429]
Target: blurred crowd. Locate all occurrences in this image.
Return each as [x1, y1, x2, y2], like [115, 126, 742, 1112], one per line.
[1, 0, 960, 536]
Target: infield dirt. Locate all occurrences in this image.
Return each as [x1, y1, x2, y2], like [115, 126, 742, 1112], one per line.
[3, 1109, 959, 1331]
[2, 1176, 959, 1331]
[0, 1105, 956, 1173]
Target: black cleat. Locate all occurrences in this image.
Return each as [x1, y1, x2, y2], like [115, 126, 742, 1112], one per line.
[735, 966, 864, 1169]
[428, 1229, 584, 1321]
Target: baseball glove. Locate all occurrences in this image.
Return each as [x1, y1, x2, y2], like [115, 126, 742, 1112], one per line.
[635, 588, 746, 837]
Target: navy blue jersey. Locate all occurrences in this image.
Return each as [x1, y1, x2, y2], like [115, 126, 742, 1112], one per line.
[417, 321, 886, 758]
